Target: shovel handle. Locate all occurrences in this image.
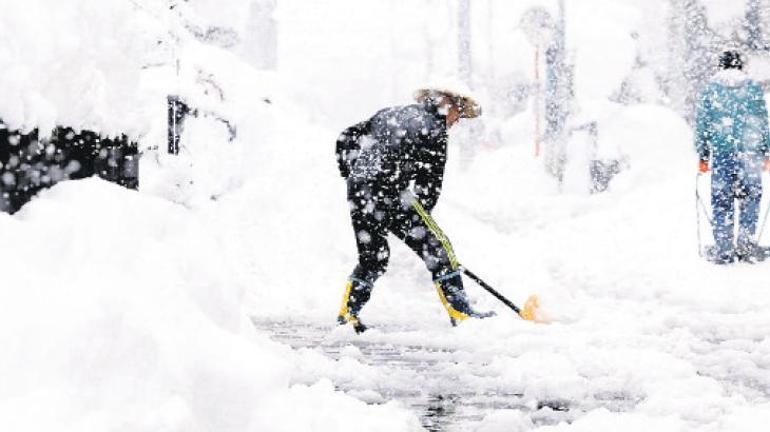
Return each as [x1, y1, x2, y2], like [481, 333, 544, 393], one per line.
[461, 267, 521, 314]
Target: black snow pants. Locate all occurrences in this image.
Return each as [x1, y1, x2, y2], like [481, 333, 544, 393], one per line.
[346, 180, 461, 307]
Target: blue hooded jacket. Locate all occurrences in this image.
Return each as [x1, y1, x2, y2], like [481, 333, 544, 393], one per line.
[695, 70, 770, 167]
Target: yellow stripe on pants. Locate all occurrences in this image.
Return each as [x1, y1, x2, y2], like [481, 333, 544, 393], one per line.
[411, 200, 459, 270]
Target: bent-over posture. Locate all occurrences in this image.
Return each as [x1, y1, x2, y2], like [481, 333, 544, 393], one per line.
[335, 88, 491, 332]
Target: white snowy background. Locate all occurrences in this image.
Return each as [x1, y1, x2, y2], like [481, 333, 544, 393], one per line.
[1, 0, 770, 431]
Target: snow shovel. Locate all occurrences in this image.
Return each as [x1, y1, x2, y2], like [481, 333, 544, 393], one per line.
[413, 203, 542, 321]
[461, 266, 542, 322]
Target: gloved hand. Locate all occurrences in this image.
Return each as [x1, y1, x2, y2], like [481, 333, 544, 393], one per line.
[699, 160, 709, 173]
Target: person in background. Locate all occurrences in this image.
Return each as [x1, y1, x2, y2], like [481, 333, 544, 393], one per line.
[695, 50, 770, 264]
[334, 88, 493, 332]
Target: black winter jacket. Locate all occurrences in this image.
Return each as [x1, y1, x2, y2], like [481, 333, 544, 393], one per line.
[336, 102, 448, 212]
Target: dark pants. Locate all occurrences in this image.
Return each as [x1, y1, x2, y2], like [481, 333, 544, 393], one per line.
[340, 178, 488, 327]
[348, 182, 458, 283]
[711, 159, 763, 259]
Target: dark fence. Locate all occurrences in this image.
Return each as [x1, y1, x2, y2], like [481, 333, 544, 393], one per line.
[167, 94, 237, 156]
[0, 121, 139, 214]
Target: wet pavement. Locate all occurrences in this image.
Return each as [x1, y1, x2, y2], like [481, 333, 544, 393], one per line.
[252, 318, 576, 431]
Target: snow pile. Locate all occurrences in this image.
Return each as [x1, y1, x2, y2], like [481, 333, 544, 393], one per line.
[0, 179, 421, 431]
[0, 0, 259, 137]
[0, 0, 166, 136]
[140, 45, 280, 207]
[566, 1, 641, 104]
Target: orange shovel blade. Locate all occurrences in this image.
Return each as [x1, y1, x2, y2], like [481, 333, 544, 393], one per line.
[518, 294, 542, 322]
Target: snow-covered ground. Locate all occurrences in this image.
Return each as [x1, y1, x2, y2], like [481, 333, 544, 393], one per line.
[3, 0, 770, 431]
[243, 95, 770, 431]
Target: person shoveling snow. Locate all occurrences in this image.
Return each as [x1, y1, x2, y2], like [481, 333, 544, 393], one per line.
[695, 50, 770, 264]
[334, 88, 538, 333]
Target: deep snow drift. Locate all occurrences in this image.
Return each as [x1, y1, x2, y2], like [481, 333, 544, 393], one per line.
[0, 179, 421, 432]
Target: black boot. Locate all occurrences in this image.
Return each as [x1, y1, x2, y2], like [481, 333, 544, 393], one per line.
[337, 278, 372, 333]
[434, 271, 495, 326]
[736, 241, 761, 263]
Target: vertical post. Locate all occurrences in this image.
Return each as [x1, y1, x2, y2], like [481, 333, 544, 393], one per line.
[169, 0, 179, 79]
[682, 0, 714, 123]
[666, 0, 688, 115]
[534, 47, 541, 157]
[458, 0, 471, 86]
[520, 6, 557, 161]
[424, 11, 434, 80]
[457, 0, 475, 170]
[168, 0, 182, 155]
[168, 96, 180, 155]
[167, 96, 190, 155]
[746, 0, 764, 50]
[487, 0, 495, 82]
[245, 0, 278, 70]
[544, 0, 568, 181]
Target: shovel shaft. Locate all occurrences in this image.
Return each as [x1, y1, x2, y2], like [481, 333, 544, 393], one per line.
[461, 267, 521, 314]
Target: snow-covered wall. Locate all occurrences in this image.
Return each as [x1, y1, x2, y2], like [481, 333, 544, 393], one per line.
[0, 179, 422, 432]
